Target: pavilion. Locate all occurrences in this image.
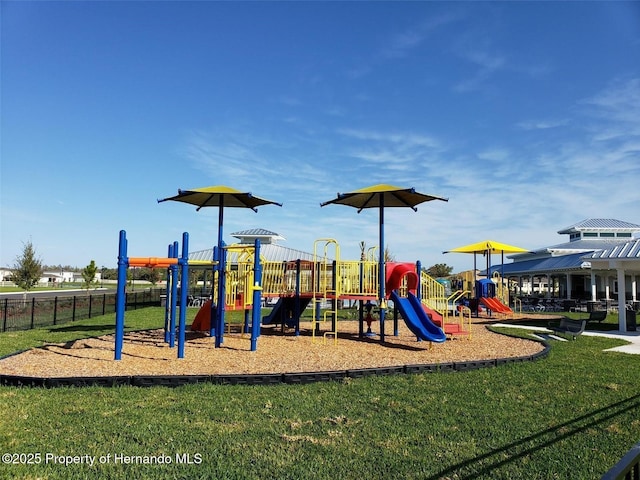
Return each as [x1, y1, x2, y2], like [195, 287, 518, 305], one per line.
[487, 219, 640, 306]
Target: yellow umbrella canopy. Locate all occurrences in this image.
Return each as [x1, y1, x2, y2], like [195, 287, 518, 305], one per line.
[158, 185, 282, 347]
[444, 240, 530, 255]
[158, 185, 283, 211]
[444, 240, 530, 285]
[321, 183, 448, 212]
[321, 183, 448, 342]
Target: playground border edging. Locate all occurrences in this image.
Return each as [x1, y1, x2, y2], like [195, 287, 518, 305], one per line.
[0, 340, 551, 388]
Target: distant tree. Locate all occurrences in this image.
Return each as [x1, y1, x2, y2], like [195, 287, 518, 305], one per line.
[101, 268, 118, 280]
[425, 263, 454, 278]
[82, 260, 98, 290]
[12, 240, 44, 291]
[358, 241, 393, 262]
[43, 264, 78, 272]
[384, 245, 396, 262]
[150, 268, 162, 285]
[138, 267, 162, 285]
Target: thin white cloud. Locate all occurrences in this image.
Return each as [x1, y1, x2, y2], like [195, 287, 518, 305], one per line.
[345, 11, 463, 81]
[580, 77, 640, 139]
[516, 119, 569, 130]
[338, 128, 441, 149]
[381, 12, 463, 59]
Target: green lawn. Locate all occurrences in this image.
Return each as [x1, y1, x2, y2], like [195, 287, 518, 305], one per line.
[0, 309, 639, 479]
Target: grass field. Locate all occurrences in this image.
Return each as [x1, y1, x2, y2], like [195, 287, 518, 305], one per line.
[0, 308, 639, 479]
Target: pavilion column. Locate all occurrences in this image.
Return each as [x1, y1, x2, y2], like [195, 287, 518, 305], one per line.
[632, 274, 637, 303]
[605, 274, 611, 301]
[567, 274, 573, 300]
[617, 267, 627, 332]
[591, 271, 597, 301]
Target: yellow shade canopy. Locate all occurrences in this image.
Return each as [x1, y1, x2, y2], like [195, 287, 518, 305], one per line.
[321, 183, 447, 212]
[321, 183, 448, 342]
[444, 240, 529, 255]
[158, 185, 283, 211]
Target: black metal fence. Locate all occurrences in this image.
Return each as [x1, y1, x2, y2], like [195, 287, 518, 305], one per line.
[0, 289, 165, 333]
[601, 440, 640, 479]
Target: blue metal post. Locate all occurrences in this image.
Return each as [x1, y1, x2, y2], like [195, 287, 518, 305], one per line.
[216, 243, 227, 347]
[178, 232, 189, 359]
[215, 198, 225, 347]
[169, 241, 179, 348]
[379, 196, 386, 342]
[250, 239, 262, 351]
[210, 246, 218, 338]
[114, 230, 128, 360]
[393, 298, 399, 336]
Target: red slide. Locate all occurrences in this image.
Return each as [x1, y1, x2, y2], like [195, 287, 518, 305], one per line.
[191, 300, 213, 331]
[480, 297, 513, 314]
[385, 263, 418, 295]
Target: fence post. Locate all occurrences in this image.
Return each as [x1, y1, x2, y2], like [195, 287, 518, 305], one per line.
[102, 293, 106, 316]
[89, 294, 93, 318]
[2, 298, 7, 332]
[72, 296, 77, 322]
[53, 296, 58, 325]
[30, 297, 35, 329]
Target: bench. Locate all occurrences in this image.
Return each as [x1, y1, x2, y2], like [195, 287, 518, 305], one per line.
[548, 318, 587, 340]
[587, 310, 607, 323]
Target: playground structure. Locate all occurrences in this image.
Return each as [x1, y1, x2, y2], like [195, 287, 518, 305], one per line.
[114, 233, 478, 360]
[114, 230, 263, 360]
[188, 237, 472, 346]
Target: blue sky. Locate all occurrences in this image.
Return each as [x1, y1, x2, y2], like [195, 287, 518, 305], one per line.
[2, 1, 639, 273]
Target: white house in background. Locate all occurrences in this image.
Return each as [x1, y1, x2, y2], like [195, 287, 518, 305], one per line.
[40, 271, 76, 285]
[0, 268, 13, 282]
[1, 268, 102, 286]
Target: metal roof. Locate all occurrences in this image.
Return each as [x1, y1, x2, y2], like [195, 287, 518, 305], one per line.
[586, 239, 640, 260]
[488, 252, 589, 276]
[510, 238, 635, 260]
[558, 218, 640, 234]
[230, 228, 284, 240]
[188, 243, 318, 264]
[545, 238, 633, 253]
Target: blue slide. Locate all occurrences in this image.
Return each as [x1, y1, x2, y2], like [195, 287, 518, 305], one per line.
[262, 296, 312, 327]
[390, 291, 446, 343]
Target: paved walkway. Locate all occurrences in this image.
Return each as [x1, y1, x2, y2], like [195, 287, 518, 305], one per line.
[492, 323, 640, 355]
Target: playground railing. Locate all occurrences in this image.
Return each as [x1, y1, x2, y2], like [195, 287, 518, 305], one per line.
[224, 264, 254, 310]
[312, 261, 335, 298]
[421, 271, 446, 311]
[261, 261, 287, 296]
[335, 260, 378, 297]
[425, 295, 449, 314]
[444, 290, 468, 320]
[513, 297, 522, 315]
